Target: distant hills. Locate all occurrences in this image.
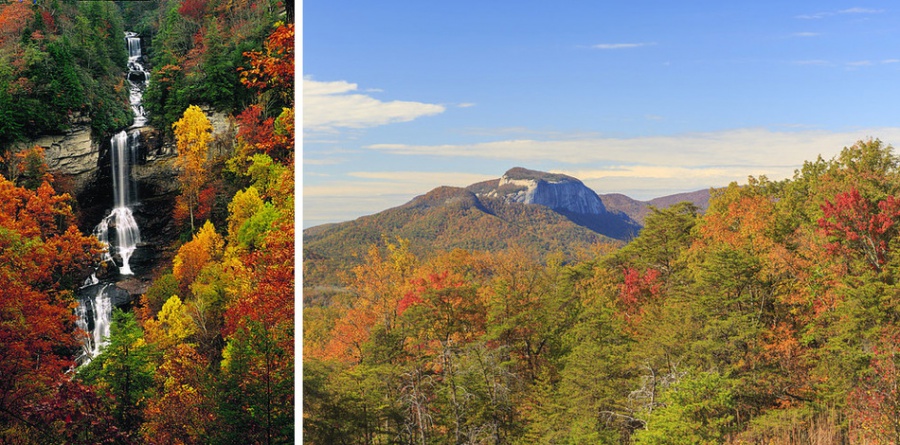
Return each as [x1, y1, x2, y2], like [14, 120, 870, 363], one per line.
[303, 167, 710, 286]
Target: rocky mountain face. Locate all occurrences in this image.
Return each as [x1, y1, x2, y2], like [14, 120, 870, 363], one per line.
[467, 167, 641, 239]
[480, 167, 606, 215]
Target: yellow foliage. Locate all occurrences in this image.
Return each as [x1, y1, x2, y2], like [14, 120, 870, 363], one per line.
[226, 186, 263, 246]
[172, 105, 212, 230]
[173, 220, 225, 293]
[144, 295, 196, 351]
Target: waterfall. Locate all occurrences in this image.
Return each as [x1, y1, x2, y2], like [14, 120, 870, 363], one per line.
[125, 32, 148, 127]
[75, 284, 113, 365]
[77, 32, 149, 363]
[95, 131, 141, 276]
[93, 32, 149, 276]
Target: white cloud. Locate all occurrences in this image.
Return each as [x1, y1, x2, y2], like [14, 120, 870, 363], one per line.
[592, 42, 656, 50]
[304, 172, 495, 198]
[882, 59, 900, 64]
[797, 7, 884, 19]
[838, 7, 884, 14]
[303, 157, 346, 166]
[792, 32, 821, 37]
[364, 126, 900, 174]
[457, 102, 477, 108]
[303, 77, 446, 132]
[846, 60, 874, 67]
[303, 171, 496, 226]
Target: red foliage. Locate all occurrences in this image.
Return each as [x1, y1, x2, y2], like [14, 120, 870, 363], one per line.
[0, 174, 101, 432]
[0, 2, 31, 46]
[818, 188, 900, 269]
[40, 10, 55, 33]
[618, 267, 661, 315]
[849, 329, 900, 442]
[224, 219, 293, 343]
[397, 292, 423, 315]
[24, 380, 126, 444]
[178, 0, 207, 22]
[236, 105, 275, 149]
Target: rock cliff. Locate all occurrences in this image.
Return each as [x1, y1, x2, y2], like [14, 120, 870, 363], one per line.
[479, 167, 607, 215]
[12, 119, 98, 194]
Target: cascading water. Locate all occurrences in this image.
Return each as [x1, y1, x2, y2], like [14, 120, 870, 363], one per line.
[126, 32, 148, 127]
[75, 284, 112, 364]
[93, 32, 149, 277]
[94, 131, 141, 275]
[77, 32, 150, 364]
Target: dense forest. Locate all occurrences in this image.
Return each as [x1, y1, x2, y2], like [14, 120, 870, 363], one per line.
[0, 0, 294, 443]
[304, 139, 900, 444]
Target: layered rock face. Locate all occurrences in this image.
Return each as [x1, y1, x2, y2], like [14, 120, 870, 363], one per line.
[13, 121, 98, 194]
[486, 167, 607, 215]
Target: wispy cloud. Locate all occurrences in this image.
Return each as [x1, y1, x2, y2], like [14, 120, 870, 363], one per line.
[364, 127, 900, 171]
[792, 32, 821, 37]
[797, 7, 884, 19]
[846, 60, 874, 67]
[457, 102, 477, 108]
[303, 76, 446, 133]
[592, 42, 656, 50]
[303, 157, 347, 166]
[839, 7, 884, 14]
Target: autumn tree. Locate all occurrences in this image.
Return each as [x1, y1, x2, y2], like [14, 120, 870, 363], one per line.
[819, 187, 900, 271]
[217, 320, 293, 444]
[172, 104, 213, 232]
[0, 171, 101, 441]
[141, 344, 216, 444]
[238, 22, 293, 104]
[173, 220, 225, 295]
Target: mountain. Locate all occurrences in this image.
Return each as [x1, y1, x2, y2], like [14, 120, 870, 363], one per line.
[303, 167, 711, 287]
[600, 189, 711, 225]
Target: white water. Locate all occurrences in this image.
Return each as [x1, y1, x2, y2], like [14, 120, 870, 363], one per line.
[95, 131, 141, 275]
[125, 33, 148, 127]
[75, 284, 112, 365]
[93, 32, 149, 276]
[77, 31, 149, 365]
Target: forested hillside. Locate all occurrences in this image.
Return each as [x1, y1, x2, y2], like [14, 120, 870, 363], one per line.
[0, 0, 294, 442]
[0, 0, 131, 145]
[305, 139, 900, 444]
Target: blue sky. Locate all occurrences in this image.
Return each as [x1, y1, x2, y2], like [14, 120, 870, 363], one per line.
[303, 1, 900, 228]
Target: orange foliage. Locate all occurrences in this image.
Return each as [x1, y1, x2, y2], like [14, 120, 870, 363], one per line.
[141, 344, 216, 444]
[173, 221, 224, 295]
[0, 1, 31, 46]
[238, 23, 293, 101]
[0, 173, 101, 426]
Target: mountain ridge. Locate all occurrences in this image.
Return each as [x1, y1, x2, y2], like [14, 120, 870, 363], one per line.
[303, 168, 711, 287]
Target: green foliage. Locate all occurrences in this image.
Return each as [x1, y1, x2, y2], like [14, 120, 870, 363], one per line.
[0, 0, 131, 147]
[217, 320, 293, 444]
[143, 0, 283, 134]
[236, 200, 279, 251]
[633, 371, 736, 444]
[142, 272, 179, 320]
[78, 309, 157, 436]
